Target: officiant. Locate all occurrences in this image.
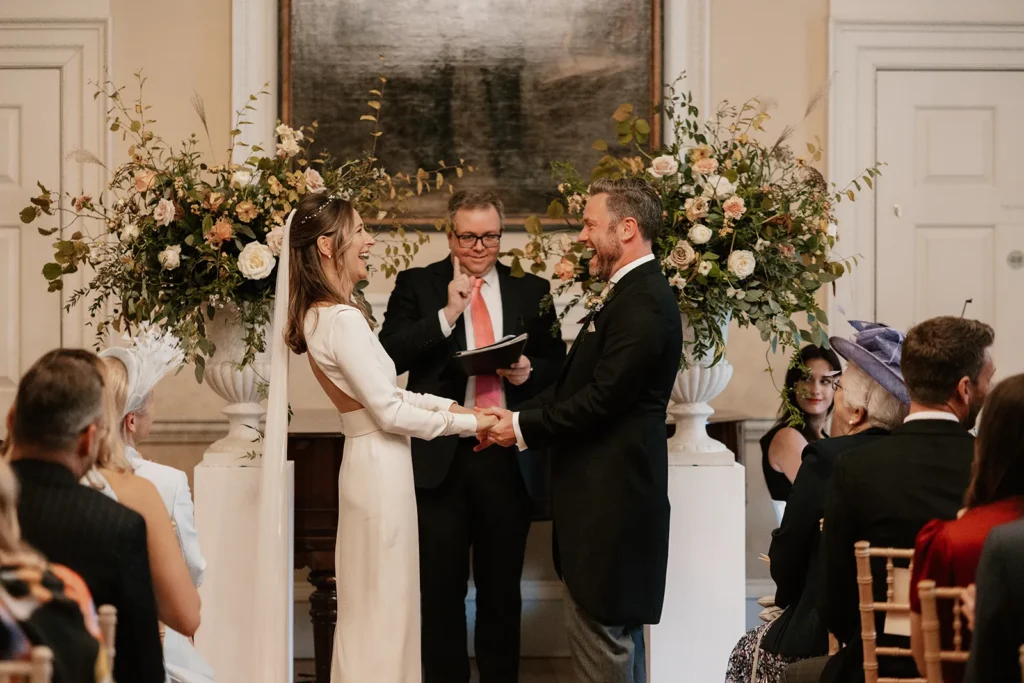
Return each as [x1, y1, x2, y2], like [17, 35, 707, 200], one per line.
[379, 189, 565, 683]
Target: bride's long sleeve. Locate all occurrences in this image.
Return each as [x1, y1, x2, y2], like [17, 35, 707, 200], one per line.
[325, 308, 478, 440]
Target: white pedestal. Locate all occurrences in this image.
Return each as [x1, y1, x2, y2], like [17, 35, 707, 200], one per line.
[649, 462, 745, 681]
[193, 462, 294, 683]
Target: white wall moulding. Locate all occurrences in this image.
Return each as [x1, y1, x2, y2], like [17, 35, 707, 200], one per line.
[830, 0, 1024, 25]
[828, 14, 1024, 333]
[232, 0, 279, 152]
[664, 0, 711, 123]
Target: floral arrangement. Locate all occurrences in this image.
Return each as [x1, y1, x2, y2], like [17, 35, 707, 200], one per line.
[20, 72, 462, 381]
[513, 77, 879, 418]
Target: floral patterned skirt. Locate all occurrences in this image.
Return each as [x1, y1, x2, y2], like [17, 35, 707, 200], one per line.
[724, 621, 806, 683]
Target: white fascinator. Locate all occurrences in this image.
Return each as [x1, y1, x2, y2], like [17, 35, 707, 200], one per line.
[99, 322, 185, 418]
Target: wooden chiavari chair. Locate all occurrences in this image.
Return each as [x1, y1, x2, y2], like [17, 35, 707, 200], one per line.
[1018, 643, 1024, 683]
[0, 647, 52, 683]
[917, 579, 968, 683]
[855, 540, 923, 683]
[97, 605, 116, 673]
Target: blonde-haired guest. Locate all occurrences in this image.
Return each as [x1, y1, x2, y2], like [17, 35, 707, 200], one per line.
[95, 325, 212, 683]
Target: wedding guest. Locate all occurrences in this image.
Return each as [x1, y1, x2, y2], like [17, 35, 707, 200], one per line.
[8, 348, 164, 683]
[789, 317, 995, 683]
[727, 323, 908, 683]
[0, 455, 111, 683]
[86, 353, 201, 642]
[100, 326, 213, 683]
[908, 373, 1024, 682]
[963, 517, 1024, 683]
[761, 344, 842, 524]
[379, 189, 564, 683]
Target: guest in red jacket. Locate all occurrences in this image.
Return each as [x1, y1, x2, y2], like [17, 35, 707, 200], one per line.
[909, 373, 1024, 682]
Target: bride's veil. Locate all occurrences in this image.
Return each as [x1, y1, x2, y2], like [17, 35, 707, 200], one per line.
[252, 210, 294, 682]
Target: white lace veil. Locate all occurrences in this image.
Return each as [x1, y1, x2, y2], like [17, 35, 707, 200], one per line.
[252, 209, 294, 682]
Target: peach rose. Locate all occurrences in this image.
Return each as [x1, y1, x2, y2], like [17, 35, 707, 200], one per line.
[691, 157, 719, 176]
[684, 196, 709, 222]
[134, 169, 158, 193]
[667, 241, 696, 270]
[723, 195, 746, 220]
[206, 217, 234, 246]
[553, 258, 575, 281]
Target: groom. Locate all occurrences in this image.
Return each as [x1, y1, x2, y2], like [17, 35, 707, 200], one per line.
[479, 177, 683, 683]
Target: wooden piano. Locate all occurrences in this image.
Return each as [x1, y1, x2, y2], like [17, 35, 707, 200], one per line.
[288, 409, 747, 682]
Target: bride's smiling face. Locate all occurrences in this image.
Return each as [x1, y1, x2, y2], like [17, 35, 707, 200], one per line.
[343, 211, 374, 283]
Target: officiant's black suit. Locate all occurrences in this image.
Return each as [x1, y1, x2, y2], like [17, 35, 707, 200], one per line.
[518, 258, 683, 627]
[379, 257, 564, 683]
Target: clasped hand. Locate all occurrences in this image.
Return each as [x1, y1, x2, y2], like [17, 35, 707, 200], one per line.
[472, 406, 516, 451]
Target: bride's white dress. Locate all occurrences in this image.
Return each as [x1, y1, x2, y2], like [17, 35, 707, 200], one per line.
[303, 304, 478, 683]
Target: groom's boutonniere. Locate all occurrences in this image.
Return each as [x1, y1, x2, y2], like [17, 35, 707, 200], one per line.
[578, 283, 614, 332]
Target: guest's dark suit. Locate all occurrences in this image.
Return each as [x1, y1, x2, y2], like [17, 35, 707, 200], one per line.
[964, 518, 1024, 683]
[12, 459, 164, 683]
[762, 428, 890, 658]
[819, 420, 975, 683]
[379, 257, 564, 683]
[517, 258, 683, 627]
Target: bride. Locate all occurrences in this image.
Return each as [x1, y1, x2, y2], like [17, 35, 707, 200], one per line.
[280, 191, 497, 682]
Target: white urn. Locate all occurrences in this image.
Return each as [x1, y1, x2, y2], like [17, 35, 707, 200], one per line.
[201, 306, 272, 466]
[667, 313, 734, 465]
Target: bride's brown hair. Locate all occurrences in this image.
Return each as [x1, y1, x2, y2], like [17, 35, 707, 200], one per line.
[285, 192, 374, 354]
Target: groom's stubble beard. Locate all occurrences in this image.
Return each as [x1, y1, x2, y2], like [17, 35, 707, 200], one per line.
[590, 225, 623, 281]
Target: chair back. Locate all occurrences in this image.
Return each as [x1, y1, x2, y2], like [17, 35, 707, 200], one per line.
[1019, 643, 1024, 683]
[0, 647, 53, 683]
[916, 579, 968, 683]
[97, 605, 116, 673]
[855, 540, 924, 683]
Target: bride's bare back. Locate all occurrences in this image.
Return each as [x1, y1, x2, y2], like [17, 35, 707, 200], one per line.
[308, 354, 364, 413]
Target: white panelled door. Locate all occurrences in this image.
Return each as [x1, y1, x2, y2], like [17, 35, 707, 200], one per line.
[0, 68, 62, 432]
[876, 70, 1024, 377]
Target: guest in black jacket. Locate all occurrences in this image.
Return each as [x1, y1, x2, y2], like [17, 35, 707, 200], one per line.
[378, 190, 564, 683]
[7, 349, 164, 683]
[726, 323, 909, 683]
[784, 317, 995, 683]
[964, 517, 1024, 683]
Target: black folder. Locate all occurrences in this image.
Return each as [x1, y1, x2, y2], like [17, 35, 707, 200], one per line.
[454, 333, 528, 376]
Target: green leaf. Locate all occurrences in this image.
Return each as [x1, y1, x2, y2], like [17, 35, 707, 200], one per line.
[42, 263, 62, 280]
[130, 120, 141, 132]
[194, 355, 206, 384]
[237, 225, 257, 240]
[524, 215, 543, 235]
[724, 168, 739, 183]
[509, 257, 525, 278]
[20, 207, 38, 224]
[634, 119, 651, 135]
[360, 115, 377, 122]
[846, 190, 855, 201]
[202, 214, 213, 234]
[547, 200, 565, 220]
[37, 227, 58, 236]
[185, 234, 196, 246]
[592, 139, 608, 152]
[863, 175, 873, 189]
[367, 101, 381, 110]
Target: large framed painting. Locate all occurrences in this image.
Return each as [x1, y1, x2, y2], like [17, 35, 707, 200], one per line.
[281, 0, 663, 226]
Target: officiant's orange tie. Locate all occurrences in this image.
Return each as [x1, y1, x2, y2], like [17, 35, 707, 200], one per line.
[471, 278, 502, 409]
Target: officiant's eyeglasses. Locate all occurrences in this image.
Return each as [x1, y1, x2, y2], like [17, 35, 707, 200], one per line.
[454, 232, 502, 248]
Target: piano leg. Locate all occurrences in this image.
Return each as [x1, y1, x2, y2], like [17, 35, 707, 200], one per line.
[307, 570, 337, 683]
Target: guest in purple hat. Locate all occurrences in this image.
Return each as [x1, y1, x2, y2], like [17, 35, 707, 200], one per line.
[725, 322, 909, 683]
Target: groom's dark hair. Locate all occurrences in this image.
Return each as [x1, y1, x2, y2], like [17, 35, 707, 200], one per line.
[589, 177, 663, 242]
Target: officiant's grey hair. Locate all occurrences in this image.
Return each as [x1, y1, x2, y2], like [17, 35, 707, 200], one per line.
[588, 177, 663, 242]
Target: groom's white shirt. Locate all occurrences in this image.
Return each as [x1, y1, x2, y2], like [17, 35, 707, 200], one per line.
[511, 252, 656, 450]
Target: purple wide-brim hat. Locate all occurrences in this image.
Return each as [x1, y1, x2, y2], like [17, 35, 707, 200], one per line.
[829, 321, 910, 406]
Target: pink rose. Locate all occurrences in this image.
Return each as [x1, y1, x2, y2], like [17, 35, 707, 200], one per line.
[691, 157, 719, 176]
[779, 244, 796, 259]
[723, 195, 746, 220]
[304, 168, 325, 193]
[73, 194, 91, 212]
[553, 258, 575, 281]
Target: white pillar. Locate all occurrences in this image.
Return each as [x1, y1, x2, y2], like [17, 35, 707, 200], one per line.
[193, 462, 295, 683]
[649, 456, 745, 681]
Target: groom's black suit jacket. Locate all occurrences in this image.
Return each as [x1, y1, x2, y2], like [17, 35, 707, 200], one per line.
[518, 259, 683, 626]
[378, 257, 565, 490]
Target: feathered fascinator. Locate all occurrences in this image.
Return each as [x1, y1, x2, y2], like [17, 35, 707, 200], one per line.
[99, 323, 185, 418]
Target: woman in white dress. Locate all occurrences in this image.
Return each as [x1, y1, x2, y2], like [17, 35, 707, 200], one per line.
[283, 192, 496, 683]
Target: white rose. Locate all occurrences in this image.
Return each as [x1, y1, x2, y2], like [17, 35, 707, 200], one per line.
[237, 242, 277, 280]
[304, 167, 325, 193]
[158, 244, 182, 270]
[754, 238, 770, 252]
[727, 250, 757, 279]
[275, 124, 303, 142]
[647, 155, 680, 179]
[153, 198, 176, 227]
[701, 175, 737, 200]
[688, 224, 713, 245]
[265, 226, 284, 256]
[697, 260, 713, 276]
[120, 223, 139, 244]
[231, 170, 253, 188]
[276, 137, 301, 158]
